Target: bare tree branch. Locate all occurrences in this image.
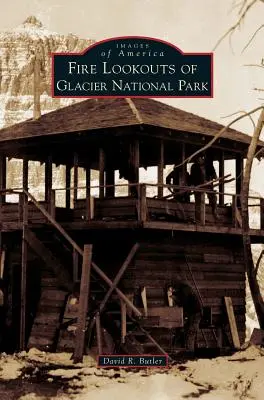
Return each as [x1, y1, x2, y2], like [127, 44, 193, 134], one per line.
[174, 106, 264, 169]
[244, 63, 264, 68]
[242, 24, 264, 52]
[221, 110, 256, 130]
[213, 0, 259, 50]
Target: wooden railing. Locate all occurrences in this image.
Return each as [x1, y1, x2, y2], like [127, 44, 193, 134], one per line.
[49, 183, 264, 230]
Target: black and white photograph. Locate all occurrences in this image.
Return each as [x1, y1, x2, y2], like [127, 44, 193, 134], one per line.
[0, 0, 263, 398]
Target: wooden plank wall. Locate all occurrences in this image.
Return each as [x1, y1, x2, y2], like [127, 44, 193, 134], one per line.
[73, 198, 232, 226]
[120, 234, 246, 348]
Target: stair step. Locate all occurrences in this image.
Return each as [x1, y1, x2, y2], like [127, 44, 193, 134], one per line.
[40, 290, 67, 301]
[35, 313, 61, 323]
[28, 336, 54, 348]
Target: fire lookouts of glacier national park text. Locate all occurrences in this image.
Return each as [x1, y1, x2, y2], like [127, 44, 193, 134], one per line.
[56, 61, 208, 93]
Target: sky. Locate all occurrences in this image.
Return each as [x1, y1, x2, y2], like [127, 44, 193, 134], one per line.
[1, 0, 264, 191]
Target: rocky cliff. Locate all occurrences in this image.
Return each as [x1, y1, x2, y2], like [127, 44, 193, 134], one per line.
[0, 15, 93, 127]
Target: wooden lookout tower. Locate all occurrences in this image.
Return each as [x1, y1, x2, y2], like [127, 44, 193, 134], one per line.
[0, 98, 263, 357]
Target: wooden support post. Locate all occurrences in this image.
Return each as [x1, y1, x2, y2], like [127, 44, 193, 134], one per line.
[232, 195, 237, 228]
[141, 286, 148, 317]
[73, 244, 92, 364]
[73, 153, 78, 207]
[195, 192, 205, 225]
[129, 139, 139, 196]
[45, 155, 52, 204]
[99, 148, 105, 199]
[121, 300, 127, 344]
[65, 164, 71, 209]
[260, 198, 264, 230]
[73, 248, 79, 282]
[0, 249, 6, 279]
[95, 312, 103, 354]
[236, 154, 243, 207]
[49, 189, 56, 218]
[219, 152, 225, 206]
[157, 140, 164, 198]
[138, 184, 147, 222]
[105, 169, 115, 198]
[85, 166, 91, 220]
[23, 157, 28, 191]
[0, 155, 6, 204]
[224, 297, 240, 349]
[20, 193, 28, 350]
[18, 193, 23, 223]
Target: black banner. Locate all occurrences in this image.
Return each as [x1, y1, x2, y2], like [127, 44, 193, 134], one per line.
[52, 36, 213, 98]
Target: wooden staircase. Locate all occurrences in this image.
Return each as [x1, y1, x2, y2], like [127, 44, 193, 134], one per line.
[25, 227, 170, 356]
[26, 228, 72, 351]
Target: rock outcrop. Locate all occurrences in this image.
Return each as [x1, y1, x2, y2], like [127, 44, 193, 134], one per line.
[0, 16, 93, 127]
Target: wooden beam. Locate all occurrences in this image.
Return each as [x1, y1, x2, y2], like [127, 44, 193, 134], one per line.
[138, 184, 147, 222]
[105, 169, 115, 198]
[95, 312, 103, 354]
[195, 192, 205, 225]
[50, 189, 56, 219]
[0, 155, 6, 203]
[85, 165, 91, 220]
[73, 153, 78, 207]
[22, 157, 28, 191]
[232, 195, 238, 228]
[219, 152, 225, 206]
[99, 148, 105, 199]
[236, 154, 243, 195]
[96, 243, 139, 315]
[45, 155, 52, 204]
[65, 164, 71, 209]
[73, 244, 92, 364]
[141, 286, 148, 317]
[121, 300, 127, 344]
[23, 189, 142, 317]
[236, 154, 243, 207]
[260, 199, 264, 230]
[157, 140, 164, 198]
[129, 139, 139, 196]
[20, 193, 28, 350]
[0, 250, 5, 279]
[73, 248, 79, 282]
[224, 296, 240, 349]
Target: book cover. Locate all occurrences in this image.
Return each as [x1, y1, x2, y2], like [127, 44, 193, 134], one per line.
[0, 1, 263, 399]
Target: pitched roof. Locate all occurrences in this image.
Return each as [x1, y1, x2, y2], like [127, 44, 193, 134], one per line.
[0, 98, 261, 147]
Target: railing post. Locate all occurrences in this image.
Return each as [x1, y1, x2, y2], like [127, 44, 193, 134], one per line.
[195, 190, 205, 225]
[260, 198, 264, 230]
[138, 184, 147, 223]
[20, 192, 28, 350]
[18, 193, 23, 223]
[49, 189, 56, 219]
[85, 166, 91, 221]
[232, 195, 237, 228]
